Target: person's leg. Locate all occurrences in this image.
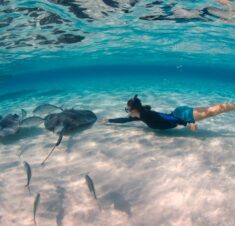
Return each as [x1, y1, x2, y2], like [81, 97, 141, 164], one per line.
[193, 103, 235, 121]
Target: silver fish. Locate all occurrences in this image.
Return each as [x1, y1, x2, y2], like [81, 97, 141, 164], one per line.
[24, 161, 32, 192]
[33, 104, 63, 116]
[33, 193, 40, 226]
[21, 116, 44, 127]
[85, 175, 97, 200]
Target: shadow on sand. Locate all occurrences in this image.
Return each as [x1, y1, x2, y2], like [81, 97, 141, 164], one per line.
[106, 123, 235, 139]
[101, 191, 132, 216]
[0, 127, 45, 145]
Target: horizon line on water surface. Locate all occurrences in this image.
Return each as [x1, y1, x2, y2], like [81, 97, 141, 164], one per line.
[5, 64, 235, 80]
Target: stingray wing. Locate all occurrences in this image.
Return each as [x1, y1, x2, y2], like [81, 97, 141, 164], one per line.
[0, 114, 20, 137]
[0, 127, 19, 137]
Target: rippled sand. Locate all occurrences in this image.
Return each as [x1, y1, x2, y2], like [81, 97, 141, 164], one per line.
[0, 76, 235, 226]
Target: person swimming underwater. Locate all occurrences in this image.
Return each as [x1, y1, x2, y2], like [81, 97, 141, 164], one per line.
[107, 95, 235, 131]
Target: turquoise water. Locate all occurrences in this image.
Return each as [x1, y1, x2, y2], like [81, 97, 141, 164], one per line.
[0, 1, 235, 226]
[1, 0, 235, 74]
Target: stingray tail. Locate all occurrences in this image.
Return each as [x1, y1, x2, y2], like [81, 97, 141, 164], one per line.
[59, 105, 64, 111]
[25, 184, 31, 193]
[21, 109, 27, 120]
[96, 199, 102, 211]
[41, 131, 64, 166]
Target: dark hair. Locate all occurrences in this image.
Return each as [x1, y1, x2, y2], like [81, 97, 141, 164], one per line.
[127, 94, 151, 112]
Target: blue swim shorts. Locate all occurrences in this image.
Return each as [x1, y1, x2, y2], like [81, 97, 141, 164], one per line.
[172, 106, 195, 123]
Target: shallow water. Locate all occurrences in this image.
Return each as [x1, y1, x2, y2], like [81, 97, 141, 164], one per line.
[0, 71, 235, 226]
[1, 0, 235, 74]
[1, 0, 235, 226]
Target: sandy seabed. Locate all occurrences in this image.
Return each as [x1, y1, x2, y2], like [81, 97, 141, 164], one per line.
[0, 79, 235, 226]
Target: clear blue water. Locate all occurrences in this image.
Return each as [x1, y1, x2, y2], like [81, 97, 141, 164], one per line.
[0, 1, 235, 226]
[1, 0, 235, 75]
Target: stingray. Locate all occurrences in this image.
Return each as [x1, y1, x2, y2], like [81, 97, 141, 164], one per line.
[41, 109, 97, 165]
[0, 110, 26, 137]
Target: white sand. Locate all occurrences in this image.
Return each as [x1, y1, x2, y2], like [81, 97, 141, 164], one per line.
[0, 78, 235, 226]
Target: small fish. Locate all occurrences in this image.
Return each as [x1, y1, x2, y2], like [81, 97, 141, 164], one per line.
[85, 175, 97, 200]
[24, 161, 32, 192]
[33, 104, 63, 116]
[21, 116, 44, 127]
[33, 193, 40, 226]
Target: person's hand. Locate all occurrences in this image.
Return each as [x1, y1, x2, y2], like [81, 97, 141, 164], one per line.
[186, 123, 198, 132]
[99, 118, 109, 125]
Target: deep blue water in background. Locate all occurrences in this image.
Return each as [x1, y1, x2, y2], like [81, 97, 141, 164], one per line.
[1, 65, 235, 93]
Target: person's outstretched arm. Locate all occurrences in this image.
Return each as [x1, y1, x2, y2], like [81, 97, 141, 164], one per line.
[108, 117, 139, 123]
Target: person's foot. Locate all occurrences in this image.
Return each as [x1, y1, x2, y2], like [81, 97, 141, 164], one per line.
[187, 123, 198, 132]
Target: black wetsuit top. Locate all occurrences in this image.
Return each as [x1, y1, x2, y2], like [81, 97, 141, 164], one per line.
[108, 110, 187, 130]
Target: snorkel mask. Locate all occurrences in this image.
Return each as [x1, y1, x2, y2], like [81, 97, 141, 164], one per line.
[125, 94, 140, 113]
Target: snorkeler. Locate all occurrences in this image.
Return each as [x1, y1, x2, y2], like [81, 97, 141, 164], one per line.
[107, 95, 235, 131]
